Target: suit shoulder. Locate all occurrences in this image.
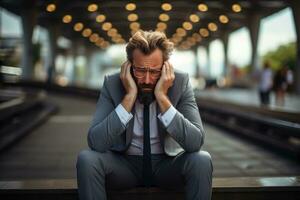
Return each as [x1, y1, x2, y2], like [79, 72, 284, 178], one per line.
[174, 69, 189, 83]
[105, 72, 120, 83]
[102, 72, 122, 93]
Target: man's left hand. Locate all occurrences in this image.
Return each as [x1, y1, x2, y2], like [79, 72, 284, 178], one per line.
[154, 61, 175, 98]
[154, 61, 175, 113]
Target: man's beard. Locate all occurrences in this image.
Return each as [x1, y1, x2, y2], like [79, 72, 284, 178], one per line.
[137, 83, 156, 105]
[131, 75, 156, 105]
[137, 88, 155, 105]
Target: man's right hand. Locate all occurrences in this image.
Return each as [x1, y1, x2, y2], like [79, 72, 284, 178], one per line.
[120, 60, 137, 112]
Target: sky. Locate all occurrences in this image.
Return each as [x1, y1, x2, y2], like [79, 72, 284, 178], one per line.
[227, 7, 297, 68]
[0, 7, 297, 79]
[196, 7, 297, 78]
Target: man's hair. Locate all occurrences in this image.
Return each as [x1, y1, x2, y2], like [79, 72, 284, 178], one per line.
[126, 30, 174, 63]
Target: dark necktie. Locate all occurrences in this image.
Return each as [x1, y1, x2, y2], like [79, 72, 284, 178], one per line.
[143, 104, 152, 187]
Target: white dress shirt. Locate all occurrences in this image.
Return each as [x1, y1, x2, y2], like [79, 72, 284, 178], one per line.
[115, 100, 177, 155]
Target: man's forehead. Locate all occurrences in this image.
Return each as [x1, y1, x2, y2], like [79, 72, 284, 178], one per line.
[132, 48, 163, 65]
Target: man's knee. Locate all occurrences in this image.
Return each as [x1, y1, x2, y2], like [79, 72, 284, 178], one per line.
[184, 150, 213, 175]
[76, 149, 103, 173]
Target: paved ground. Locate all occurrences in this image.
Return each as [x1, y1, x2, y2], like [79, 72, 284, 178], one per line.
[0, 92, 299, 180]
[195, 88, 300, 114]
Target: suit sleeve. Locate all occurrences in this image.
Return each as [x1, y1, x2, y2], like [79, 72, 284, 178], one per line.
[164, 74, 205, 152]
[87, 75, 128, 152]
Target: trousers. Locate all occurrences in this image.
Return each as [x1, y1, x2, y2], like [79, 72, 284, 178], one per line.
[76, 149, 213, 200]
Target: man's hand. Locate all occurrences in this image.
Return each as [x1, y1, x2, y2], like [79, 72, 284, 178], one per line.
[120, 60, 138, 96]
[154, 61, 175, 97]
[120, 60, 137, 112]
[154, 61, 175, 113]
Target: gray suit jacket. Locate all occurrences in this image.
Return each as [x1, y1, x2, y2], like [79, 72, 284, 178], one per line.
[87, 70, 205, 156]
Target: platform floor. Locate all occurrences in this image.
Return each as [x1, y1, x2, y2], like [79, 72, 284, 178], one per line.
[0, 92, 299, 180]
[195, 88, 300, 114]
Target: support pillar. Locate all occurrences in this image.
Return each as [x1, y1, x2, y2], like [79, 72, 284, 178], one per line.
[20, 2, 37, 80]
[192, 47, 201, 78]
[247, 12, 262, 72]
[47, 24, 59, 83]
[290, 1, 300, 94]
[221, 31, 230, 77]
[205, 44, 211, 78]
[84, 47, 93, 86]
[70, 41, 78, 84]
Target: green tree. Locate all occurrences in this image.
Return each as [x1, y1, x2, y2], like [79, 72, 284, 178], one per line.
[262, 42, 296, 71]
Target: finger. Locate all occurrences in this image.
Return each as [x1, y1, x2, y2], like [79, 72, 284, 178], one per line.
[121, 61, 127, 78]
[169, 62, 173, 78]
[162, 62, 167, 77]
[167, 61, 173, 73]
[165, 61, 171, 78]
[168, 61, 175, 78]
[127, 62, 133, 80]
[124, 61, 130, 78]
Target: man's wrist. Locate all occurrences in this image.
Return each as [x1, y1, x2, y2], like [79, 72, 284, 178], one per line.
[155, 91, 166, 99]
[125, 92, 137, 100]
[121, 93, 137, 112]
[156, 93, 171, 113]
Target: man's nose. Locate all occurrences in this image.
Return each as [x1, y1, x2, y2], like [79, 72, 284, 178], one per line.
[144, 71, 151, 84]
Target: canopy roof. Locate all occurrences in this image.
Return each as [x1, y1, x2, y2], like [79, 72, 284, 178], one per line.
[0, 0, 289, 49]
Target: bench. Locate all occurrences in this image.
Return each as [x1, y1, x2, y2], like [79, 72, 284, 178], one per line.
[0, 177, 299, 200]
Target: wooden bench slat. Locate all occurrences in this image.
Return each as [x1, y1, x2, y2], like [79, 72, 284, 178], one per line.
[1, 176, 299, 190]
[1, 177, 300, 200]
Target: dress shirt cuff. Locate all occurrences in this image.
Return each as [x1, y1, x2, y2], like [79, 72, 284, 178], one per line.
[158, 105, 177, 127]
[115, 103, 133, 126]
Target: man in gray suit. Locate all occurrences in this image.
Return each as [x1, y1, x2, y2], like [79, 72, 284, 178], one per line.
[77, 30, 213, 200]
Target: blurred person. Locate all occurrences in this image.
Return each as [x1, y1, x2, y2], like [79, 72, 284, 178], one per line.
[286, 67, 294, 91]
[76, 30, 213, 200]
[258, 61, 273, 106]
[273, 66, 290, 106]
